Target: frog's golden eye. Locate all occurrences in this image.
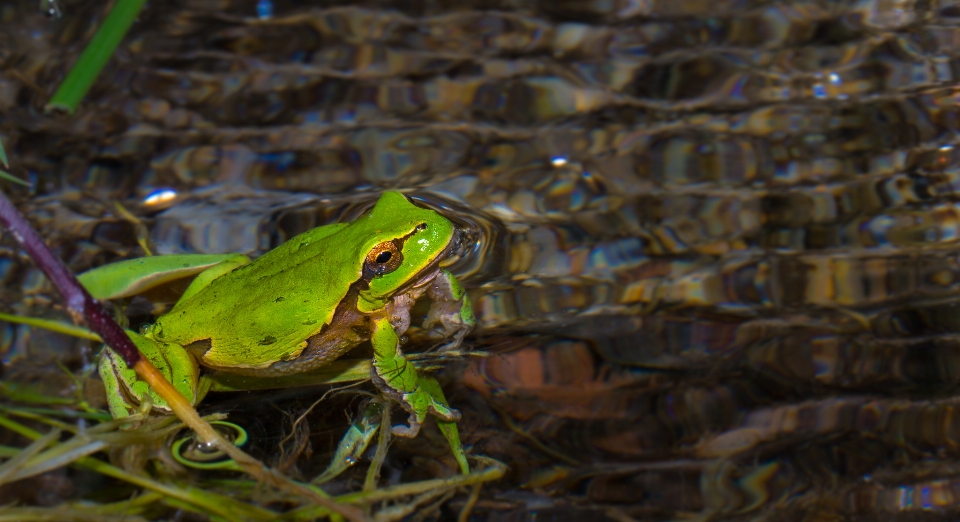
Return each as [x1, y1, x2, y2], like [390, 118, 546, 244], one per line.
[364, 241, 403, 278]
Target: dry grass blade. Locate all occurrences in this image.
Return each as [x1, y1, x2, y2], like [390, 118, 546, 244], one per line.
[0, 490, 161, 521]
[0, 413, 277, 522]
[1, 437, 107, 484]
[4, 439, 107, 481]
[374, 488, 456, 522]
[0, 429, 61, 486]
[285, 457, 507, 521]
[0, 507, 149, 522]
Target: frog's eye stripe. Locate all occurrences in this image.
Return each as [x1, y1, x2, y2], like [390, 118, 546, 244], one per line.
[364, 241, 403, 278]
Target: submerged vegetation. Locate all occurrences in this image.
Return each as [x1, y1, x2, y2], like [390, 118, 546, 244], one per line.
[0, 402, 504, 520]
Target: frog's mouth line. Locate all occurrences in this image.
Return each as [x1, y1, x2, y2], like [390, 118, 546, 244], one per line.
[394, 228, 462, 295]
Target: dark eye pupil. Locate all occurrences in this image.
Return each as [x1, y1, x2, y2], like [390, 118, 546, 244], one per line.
[375, 251, 392, 264]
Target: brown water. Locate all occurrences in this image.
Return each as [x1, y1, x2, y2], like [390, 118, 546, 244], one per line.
[3, 0, 960, 519]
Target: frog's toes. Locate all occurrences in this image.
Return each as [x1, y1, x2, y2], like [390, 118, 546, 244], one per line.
[386, 387, 462, 437]
[433, 328, 469, 352]
[423, 309, 469, 338]
[422, 269, 475, 344]
[428, 400, 461, 422]
[390, 401, 460, 438]
[391, 416, 422, 438]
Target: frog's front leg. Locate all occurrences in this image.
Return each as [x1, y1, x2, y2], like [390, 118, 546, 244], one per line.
[422, 269, 475, 350]
[99, 332, 210, 419]
[370, 316, 460, 437]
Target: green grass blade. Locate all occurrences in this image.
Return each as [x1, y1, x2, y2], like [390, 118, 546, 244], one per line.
[0, 383, 81, 407]
[8, 438, 107, 484]
[46, 0, 149, 113]
[0, 429, 60, 486]
[0, 134, 30, 187]
[0, 312, 103, 341]
[0, 135, 8, 168]
[0, 170, 29, 187]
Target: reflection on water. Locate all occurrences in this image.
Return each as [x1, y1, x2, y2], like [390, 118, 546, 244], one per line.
[4, 0, 960, 519]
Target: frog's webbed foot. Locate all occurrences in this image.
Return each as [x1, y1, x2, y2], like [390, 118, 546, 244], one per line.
[392, 411, 458, 438]
[370, 361, 460, 438]
[399, 377, 462, 435]
[423, 269, 475, 352]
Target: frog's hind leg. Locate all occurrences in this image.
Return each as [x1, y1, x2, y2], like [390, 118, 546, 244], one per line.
[419, 375, 470, 474]
[370, 316, 460, 439]
[78, 253, 250, 301]
[177, 254, 251, 303]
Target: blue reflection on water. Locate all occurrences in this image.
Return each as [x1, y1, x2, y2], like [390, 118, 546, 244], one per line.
[256, 0, 272, 19]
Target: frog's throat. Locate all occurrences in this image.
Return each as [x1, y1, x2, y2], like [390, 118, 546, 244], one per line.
[357, 228, 460, 314]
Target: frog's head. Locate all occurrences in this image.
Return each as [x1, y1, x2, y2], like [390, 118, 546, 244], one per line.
[355, 192, 456, 312]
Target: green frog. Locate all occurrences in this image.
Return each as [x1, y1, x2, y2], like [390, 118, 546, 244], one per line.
[77, 191, 474, 471]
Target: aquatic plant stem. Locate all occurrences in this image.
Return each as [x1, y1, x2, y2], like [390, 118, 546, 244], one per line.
[0, 190, 370, 522]
[46, 0, 148, 113]
[0, 191, 147, 396]
[0, 188, 225, 448]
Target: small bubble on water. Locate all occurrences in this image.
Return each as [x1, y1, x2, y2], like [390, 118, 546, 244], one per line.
[41, 0, 62, 18]
[143, 188, 177, 206]
[195, 440, 219, 454]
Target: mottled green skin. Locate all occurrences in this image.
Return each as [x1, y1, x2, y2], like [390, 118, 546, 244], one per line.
[148, 191, 455, 371]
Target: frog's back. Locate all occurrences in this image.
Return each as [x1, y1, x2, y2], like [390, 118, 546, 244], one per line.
[151, 221, 359, 368]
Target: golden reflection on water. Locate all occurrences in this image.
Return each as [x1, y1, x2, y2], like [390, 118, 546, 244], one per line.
[5, 0, 960, 518]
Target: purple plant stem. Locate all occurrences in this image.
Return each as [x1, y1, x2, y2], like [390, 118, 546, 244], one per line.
[0, 190, 142, 367]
